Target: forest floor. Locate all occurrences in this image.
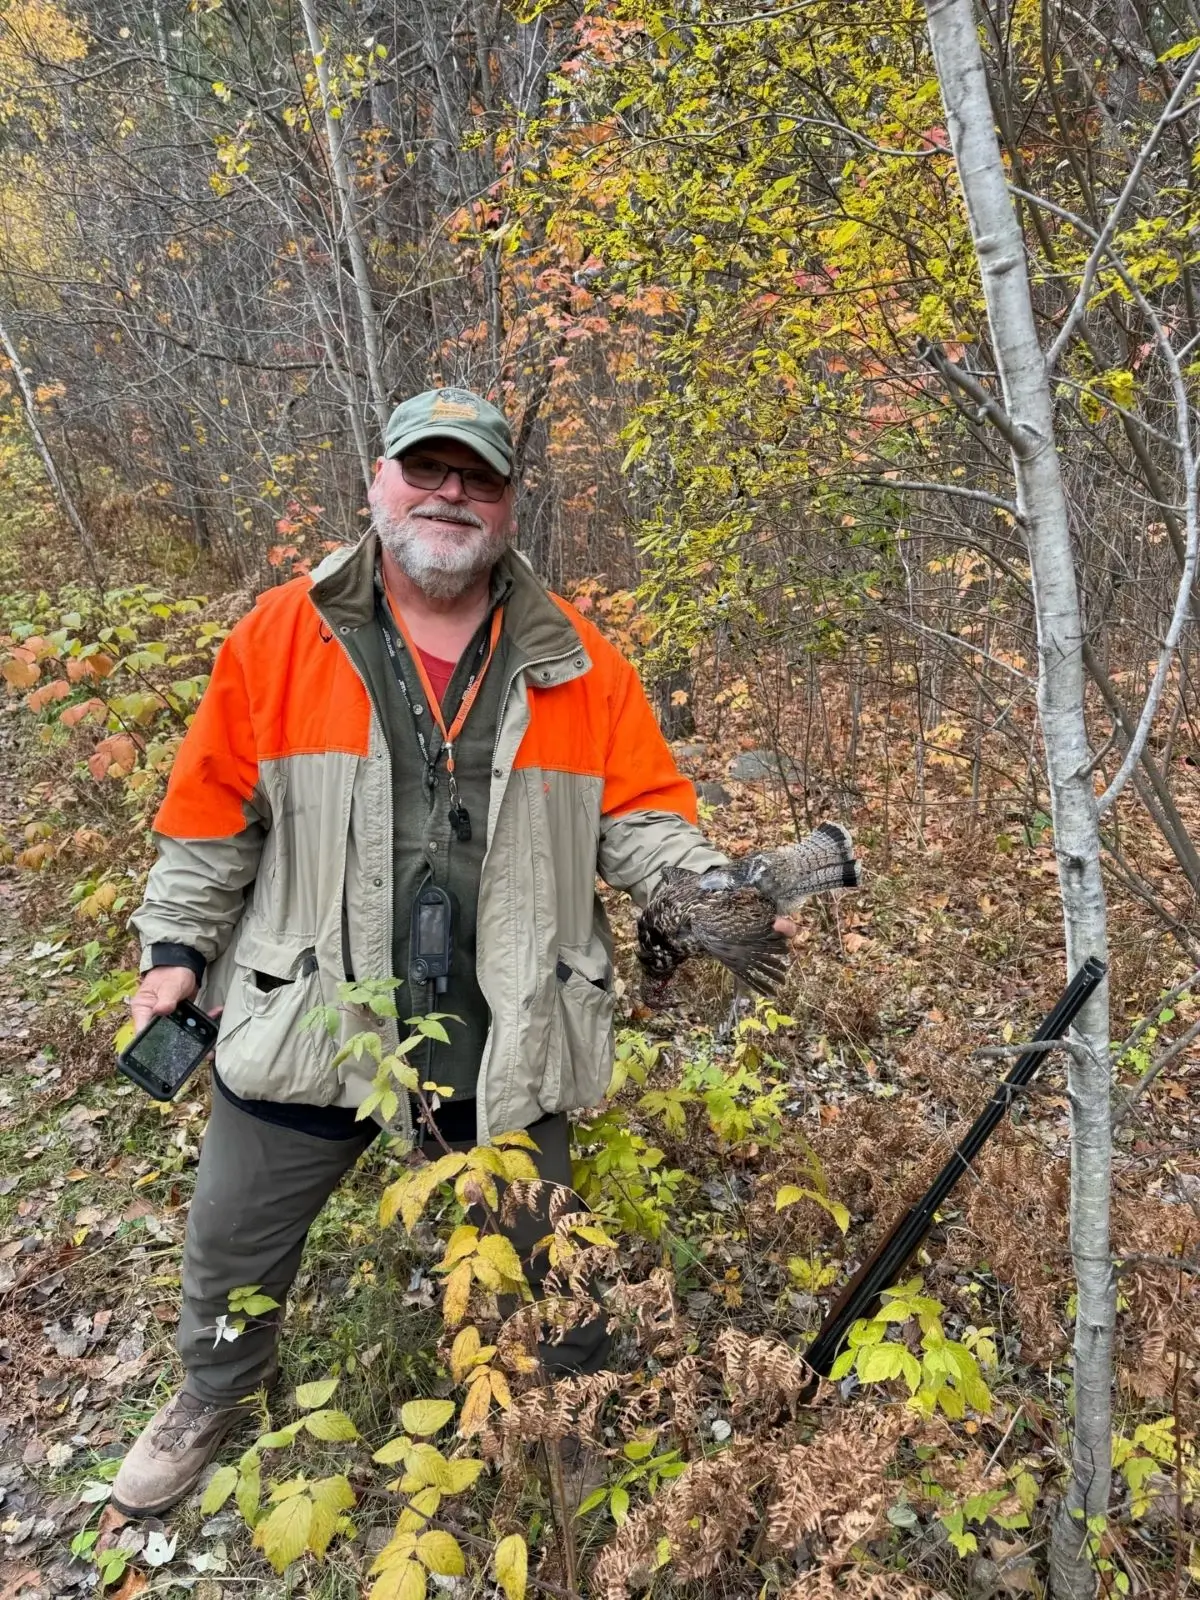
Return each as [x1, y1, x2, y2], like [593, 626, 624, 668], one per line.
[0, 544, 1198, 1600]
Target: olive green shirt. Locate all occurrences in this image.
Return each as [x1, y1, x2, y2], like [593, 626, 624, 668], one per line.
[342, 571, 511, 1100]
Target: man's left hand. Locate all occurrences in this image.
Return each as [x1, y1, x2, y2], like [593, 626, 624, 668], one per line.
[773, 916, 797, 938]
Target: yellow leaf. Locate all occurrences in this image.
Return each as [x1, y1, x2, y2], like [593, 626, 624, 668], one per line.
[133, 1170, 161, 1189]
[495, 1533, 528, 1600]
[490, 1369, 512, 1409]
[369, 1557, 427, 1600]
[373, 1436, 412, 1465]
[398, 1444, 449, 1491]
[252, 1492, 313, 1572]
[443, 1261, 472, 1326]
[310, 1474, 355, 1513]
[492, 1130, 540, 1150]
[476, 1232, 524, 1285]
[400, 1398, 456, 1436]
[417, 1531, 465, 1576]
[200, 1463, 238, 1514]
[471, 1253, 503, 1291]
[500, 1149, 539, 1183]
[775, 1185, 806, 1210]
[459, 1372, 492, 1436]
[437, 1224, 478, 1272]
[370, 1531, 417, 1574]
[304, 1408, 358, 1441]
[440, 1457, 485, 1493]
[396, 1486, 442, 1531]
[295, 1377, 339, 1409]
[449, 1325, 481, 1381]
[455, 1169, 497, 1212]
[308, 1497, 339, 1559]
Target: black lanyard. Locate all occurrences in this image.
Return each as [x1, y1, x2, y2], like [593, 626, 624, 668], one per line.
[377, 603, 496, 842]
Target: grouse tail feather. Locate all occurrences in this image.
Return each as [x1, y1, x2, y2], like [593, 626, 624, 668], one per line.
[751, 821, 862, 914]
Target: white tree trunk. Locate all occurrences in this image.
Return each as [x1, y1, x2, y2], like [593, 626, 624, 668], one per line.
[921, 3, 1112, 1594]
[299, 0, 390, 434]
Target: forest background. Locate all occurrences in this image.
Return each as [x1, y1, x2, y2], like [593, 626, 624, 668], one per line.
[0, 1, 1199, 1599]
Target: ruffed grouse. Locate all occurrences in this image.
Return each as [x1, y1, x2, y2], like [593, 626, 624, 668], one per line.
[637, 821, 862, 995]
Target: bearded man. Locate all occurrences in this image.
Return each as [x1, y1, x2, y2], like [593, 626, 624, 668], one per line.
[112, 387, 794, 1517]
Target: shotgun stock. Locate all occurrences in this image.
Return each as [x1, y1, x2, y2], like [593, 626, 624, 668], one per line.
[802, 956, 1107, 1384]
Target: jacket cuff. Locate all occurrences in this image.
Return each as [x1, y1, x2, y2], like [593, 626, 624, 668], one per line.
[146, 943, 207, 983]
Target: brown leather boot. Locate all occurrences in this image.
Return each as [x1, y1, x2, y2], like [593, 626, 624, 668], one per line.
[112, 1390, 248, 1517]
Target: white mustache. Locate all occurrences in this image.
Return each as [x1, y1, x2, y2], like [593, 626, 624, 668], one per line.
[412, 504, 484, 529]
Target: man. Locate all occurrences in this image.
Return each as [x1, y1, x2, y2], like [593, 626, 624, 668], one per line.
[114, 387, 794, 1518]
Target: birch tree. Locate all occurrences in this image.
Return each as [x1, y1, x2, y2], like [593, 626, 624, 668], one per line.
[923, 2, 1199, 1593]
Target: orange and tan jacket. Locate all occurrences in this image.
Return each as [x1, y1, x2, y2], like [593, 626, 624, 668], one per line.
[131, 533, 726, 1140]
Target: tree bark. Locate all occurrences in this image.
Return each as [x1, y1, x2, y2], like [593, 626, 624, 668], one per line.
[922, 4, 1113, 1595]
[0, 316, 105, 584]
[299, 0, 389, 434]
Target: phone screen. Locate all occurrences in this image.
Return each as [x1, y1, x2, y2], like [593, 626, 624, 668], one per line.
[121, 1008, 215, 1099]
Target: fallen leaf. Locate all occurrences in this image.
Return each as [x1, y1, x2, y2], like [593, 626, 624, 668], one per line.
[96, 1504, 130, 1546]
[110, 1570, 147, 1600]
[0, 1569, 40, 1600]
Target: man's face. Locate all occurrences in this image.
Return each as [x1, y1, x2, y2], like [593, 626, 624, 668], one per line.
[369, 438, 514, 601]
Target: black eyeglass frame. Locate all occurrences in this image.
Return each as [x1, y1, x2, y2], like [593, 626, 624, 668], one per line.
[398, 451, 510, 504]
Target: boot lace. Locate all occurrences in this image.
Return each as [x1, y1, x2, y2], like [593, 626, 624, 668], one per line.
[151, 1392, 228, 1453]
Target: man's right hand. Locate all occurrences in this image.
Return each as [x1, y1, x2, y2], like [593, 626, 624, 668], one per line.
[130, 966, 200, 1034]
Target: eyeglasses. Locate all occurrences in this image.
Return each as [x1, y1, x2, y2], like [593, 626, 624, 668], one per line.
[399, 452, 509, 504]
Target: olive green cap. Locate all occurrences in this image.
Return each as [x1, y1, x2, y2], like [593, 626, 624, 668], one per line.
[383, 387, 513, 478]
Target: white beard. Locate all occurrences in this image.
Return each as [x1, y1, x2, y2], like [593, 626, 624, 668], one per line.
[372, 502, 510, 601]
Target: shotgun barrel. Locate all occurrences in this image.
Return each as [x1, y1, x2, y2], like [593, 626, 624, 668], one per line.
[802, 956, 1107, 1382]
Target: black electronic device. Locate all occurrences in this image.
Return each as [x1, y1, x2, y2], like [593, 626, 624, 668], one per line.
[411, 882, 454, 993]
[117, 1000, 220, 1101]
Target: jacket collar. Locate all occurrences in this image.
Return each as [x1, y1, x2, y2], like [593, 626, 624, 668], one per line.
[309, 531, 588, 683]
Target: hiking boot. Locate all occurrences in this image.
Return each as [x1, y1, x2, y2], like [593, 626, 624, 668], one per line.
[112, 1390, 247, 1517]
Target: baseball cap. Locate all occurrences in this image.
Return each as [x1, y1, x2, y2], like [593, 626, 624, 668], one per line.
[383, 387, 513, 478]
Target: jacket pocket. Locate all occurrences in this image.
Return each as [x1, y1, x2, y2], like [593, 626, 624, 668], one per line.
[539, 951, 616, 1114]
[215, 938, 338, 1106]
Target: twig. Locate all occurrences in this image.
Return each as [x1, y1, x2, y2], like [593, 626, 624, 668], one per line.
[984, 1402, 1024, 1477]
[544, 1437, 579, 1596]
[916, 338, 1038, 456]
[1045, 46, 1200, 373]
[854, 473, 1023, 518]
[1113, 1016, 1200, 1127]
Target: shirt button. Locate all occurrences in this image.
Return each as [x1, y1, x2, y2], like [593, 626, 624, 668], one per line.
[413, 704, 424, 716]
[373, 876, 383, 887]
[429, 841, 438, 854]
[492, 766, 502, 778]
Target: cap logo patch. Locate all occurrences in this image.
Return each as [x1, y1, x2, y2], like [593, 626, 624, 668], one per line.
[430, 393, 480, 422]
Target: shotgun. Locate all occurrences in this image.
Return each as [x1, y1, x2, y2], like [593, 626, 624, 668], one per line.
[802, 956, 1107, 1383]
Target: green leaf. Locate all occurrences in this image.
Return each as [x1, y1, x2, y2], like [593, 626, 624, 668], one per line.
[577, 1486, 608, 1516]
[200, 1463, 238, 1514]
[237, 1457, 262, 1524]
[295, 1377, 340, 1410]
[610, 1484, 631, 1523]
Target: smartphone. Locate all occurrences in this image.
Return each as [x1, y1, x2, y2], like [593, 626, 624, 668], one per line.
[117, 1000, 220, 1101]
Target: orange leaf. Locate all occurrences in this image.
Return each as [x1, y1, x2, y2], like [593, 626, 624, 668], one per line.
[26, 680, 70, 712]
[2, 657, 39, 690]
[87, 734, 138, 781]
[60, 698, 107, 728]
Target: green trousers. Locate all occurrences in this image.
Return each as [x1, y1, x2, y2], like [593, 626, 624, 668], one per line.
[177, 1088, 611, 1403]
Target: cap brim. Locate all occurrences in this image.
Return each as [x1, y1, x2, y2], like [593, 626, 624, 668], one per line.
[385, 425, 511, 479]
